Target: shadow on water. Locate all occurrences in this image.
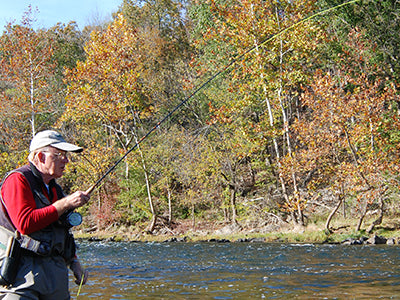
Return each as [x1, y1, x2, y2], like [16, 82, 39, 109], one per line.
[69, 241, 400, 299]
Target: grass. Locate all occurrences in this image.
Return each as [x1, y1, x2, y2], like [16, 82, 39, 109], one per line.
[73, 214, 400, 244]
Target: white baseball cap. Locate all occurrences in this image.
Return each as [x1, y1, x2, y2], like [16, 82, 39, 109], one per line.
[30, 130, 83, 153]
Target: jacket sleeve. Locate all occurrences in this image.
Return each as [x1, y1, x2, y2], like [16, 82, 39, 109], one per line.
[0, 172, 59, 234]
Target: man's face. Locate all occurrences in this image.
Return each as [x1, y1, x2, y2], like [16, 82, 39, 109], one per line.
[41, 146, 69, 179]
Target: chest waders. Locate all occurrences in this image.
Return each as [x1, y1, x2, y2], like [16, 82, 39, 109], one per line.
[0, 164, 76, 286]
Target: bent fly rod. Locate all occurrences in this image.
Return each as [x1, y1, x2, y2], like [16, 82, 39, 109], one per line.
[85, 0, 362, 195]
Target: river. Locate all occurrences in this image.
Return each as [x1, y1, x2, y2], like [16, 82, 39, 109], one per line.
[69, 241, 400, 299]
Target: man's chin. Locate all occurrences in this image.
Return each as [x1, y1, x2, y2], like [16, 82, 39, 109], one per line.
[54, 171, 64, 178]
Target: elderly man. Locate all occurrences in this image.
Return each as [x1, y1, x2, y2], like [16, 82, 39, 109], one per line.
[0, 130, 90, 299]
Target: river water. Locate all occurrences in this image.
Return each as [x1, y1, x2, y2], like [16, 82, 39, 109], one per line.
[69, 241, 400, 299]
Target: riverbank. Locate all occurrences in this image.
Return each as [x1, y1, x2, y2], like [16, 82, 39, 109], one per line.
[73, 215, 400, 245]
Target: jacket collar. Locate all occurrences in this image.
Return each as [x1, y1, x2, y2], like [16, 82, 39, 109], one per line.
[29, 162, 57, 192]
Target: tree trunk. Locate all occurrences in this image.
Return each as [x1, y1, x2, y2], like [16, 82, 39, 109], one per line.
[366, 193, 386, 234]
[223, 207, 229, 222]
[148, 215, 157, 234]
[325, 194, 343, 232]
[29, 59, 36, 136]
[356, 200, 367, 232]
[133, 133, 157, 233]
[230, 188, 238, 225]
[144, 164, 156, 233]
[251, 5, 300, 226]
[167, 186, 172, 225]
[276, 7, 303, 226]
[191, 204, 195, 230]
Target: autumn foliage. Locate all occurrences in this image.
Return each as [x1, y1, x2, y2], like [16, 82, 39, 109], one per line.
[1, 0, 400, 234]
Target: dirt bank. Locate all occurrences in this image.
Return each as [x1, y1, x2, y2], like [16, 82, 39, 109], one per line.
[73, 216, 400, 245]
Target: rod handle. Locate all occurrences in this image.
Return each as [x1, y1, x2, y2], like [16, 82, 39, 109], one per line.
[85, 185, 96, 195]
[5, 236, 14, 257]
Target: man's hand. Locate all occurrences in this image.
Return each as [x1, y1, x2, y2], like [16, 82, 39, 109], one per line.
[53, 191, 90, 217]
[70, 258, 89, 285]
[65, 191, 90, 209]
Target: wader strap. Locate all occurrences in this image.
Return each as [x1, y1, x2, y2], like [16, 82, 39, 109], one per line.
[0, 176, 14, 233]
[0, 226, 17, 252]
[19, 236, 41, 253]
[0, 173, 46, 255]
[0, 225, 47, 256]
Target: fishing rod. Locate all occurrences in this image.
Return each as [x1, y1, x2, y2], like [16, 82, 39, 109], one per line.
[85, 0, 362, 195]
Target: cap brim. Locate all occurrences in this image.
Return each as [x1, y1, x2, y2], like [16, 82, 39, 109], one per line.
[51, 142, 83, 153]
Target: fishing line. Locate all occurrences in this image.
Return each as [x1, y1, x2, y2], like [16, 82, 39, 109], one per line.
[76, 273, 85, 298]
[86, 0, 362, 194]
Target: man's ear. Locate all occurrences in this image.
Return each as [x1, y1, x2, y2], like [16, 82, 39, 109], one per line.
[37, 152, 46, 163]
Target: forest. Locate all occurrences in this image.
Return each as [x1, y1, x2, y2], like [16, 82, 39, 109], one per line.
[1, 0, 400, 238]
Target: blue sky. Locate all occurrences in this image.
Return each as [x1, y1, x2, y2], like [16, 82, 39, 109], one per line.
[0, 0, 122, 30]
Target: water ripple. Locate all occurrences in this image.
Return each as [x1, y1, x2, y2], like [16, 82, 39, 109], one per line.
[70, 242, 400, 299]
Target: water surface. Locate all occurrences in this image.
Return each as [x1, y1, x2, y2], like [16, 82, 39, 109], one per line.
[70, 241, 400, 299]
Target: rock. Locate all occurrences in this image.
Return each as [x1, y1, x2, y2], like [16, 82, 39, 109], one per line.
[214, 223, 242, 235]
[366, 235, 387, 245]
[207, 238, 230, 243]
[163, 237, 187, 243]
[84, 226, 97, 233]
[342, 238, 363, 245]
[249, 237, 266, 242]
[387, 238, 396, 245]
[235, 238, 249, 242]
[105, 236, 116, 242]
[235, 237, 265, 242]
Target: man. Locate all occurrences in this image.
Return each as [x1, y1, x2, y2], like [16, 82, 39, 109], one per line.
[0, 130, 90, 299]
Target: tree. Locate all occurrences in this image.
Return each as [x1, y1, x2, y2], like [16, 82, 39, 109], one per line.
[175, 129, 221, 229]
[294, 66, 400, 232]
[120, 0, 194, 122]
[322, 0, 400, 88]
[0, 6, 63, 151]
[189, 0, 324, 225]
[47, 21, 86, 75]
[63, 14, 158, 228]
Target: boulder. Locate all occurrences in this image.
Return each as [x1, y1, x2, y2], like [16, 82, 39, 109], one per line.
[386, 238, 396, 245]
[235, 237, 265, 242]
[366, 235, 387, 245]
[163, 237, 187, 243]
[214, 223, 242, 235]
[342, 238, 363, 245]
